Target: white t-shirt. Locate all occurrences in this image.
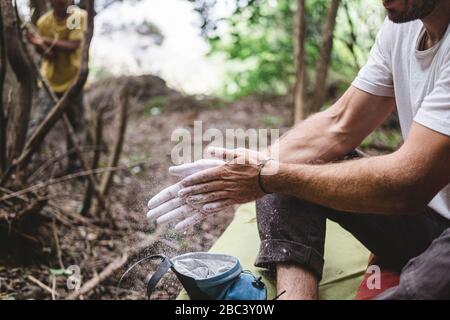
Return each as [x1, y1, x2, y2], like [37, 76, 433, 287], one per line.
[352, 18, 450, 219]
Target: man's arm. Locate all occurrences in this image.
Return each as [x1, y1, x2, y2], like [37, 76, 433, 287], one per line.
[26, 30, 55, 59]
[26, 29, 81, 55]
[176, 87, 399, 213]
[42, 37, 81, 52]
[270, 86, 395, 164]
[263, 122, 450, 215]
[179, 124, 449, 215]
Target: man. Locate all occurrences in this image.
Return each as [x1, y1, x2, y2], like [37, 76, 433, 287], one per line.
[149, 0, 450, 299]
[27, 0, 87, 173]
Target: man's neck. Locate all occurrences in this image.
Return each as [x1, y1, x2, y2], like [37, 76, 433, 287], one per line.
[421, 0, 450, 49]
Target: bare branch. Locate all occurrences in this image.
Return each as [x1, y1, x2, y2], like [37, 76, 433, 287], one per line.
[29, 0, 48, 24]
[0, 161, 146, 203]
[342, 0, 361, 70]
[311, 0, 341, 114]
[65, 228, 165, 300]
[81, 108, 106, 215]
[92, 87, 128, 216]
[292, 0, 307, 123]
[0, 5, 7, 173]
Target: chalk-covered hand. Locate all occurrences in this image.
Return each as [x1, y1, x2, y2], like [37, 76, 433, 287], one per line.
[178, 148, 275, 213]
[147, 159, 228, 231]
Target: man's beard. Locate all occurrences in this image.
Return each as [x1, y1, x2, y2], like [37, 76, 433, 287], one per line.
[387, 0, 440, 23]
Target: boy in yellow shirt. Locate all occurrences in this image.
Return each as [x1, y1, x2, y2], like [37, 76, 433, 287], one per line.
[27, 0, 87, 173]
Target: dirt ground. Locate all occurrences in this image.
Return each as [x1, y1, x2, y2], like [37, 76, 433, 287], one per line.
[0, 75, 401, 300]
[0, 76, 293, 300]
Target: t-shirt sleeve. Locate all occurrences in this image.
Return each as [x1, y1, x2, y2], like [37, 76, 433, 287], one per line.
[352, 19, 395, 97]
[414, 57, 450, 137]
[68, 9, 87, 41]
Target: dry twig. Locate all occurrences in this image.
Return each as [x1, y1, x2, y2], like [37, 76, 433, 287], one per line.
[0, 161, 146, 203]
[66, 227, 165, 300]
[27, 275, 59, 298]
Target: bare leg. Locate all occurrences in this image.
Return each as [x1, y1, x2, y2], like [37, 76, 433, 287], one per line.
[255, 194, 326, 299]
[277, 264, 318, 300]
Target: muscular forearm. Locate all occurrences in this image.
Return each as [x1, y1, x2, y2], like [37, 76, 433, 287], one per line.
[268, 87, 393, 165]
[268, 109, 352, 165]
[263, 154, 427, 215]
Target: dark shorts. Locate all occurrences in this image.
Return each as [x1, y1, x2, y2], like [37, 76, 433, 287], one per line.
[255, 193, 450, 299]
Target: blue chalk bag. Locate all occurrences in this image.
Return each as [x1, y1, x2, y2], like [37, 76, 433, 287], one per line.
[118, 252, 267, 300]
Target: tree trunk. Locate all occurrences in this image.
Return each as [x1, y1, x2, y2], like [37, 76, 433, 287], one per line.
[311, 0, 341, 114]
[29, 0, 48, 24]
[0, 0, 95, 186]
[1, 0, 34, 164]
[0, 6, 7, 174]
[78, 0, 89, 10]
[292, 0, 307, 124]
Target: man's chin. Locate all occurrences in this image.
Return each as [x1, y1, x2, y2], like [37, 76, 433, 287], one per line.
[386, 0, 441, 24]
[387, 10, 417, 24]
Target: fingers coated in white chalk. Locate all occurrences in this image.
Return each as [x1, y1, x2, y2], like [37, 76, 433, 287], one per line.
[207, 147, 242, 161]
[186, 191, 230, 205]
[174, 213, 203, 232]
[202, 199, 235, 213]
[147, 197, 185, 220]
[169, 159, 225, 178]
[147, 183, 183, 209]
[156, 204, 195, 224]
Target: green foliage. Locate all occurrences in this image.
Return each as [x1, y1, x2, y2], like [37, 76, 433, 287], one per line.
[207, 100, 226, 110]
[143, 96, 168, 118]
[192, 0, 384, 99]
[260, 115, 284, 128]
[361, 130, 403, 152]
[49, 268, 72, 276]
[89, 65, 114, 82]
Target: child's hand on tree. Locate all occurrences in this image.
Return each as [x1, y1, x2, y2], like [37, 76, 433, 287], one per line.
[26, 30, 44, 47]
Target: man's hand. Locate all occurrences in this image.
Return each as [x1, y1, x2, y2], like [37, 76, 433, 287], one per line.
[26, 30, 45, 47]
[147, 159, 233, 231]
[26, 30, 55, 59]
[178, 148, 273, 213]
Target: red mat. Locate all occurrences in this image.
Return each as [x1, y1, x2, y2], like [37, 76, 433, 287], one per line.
[355, 256, 400, 300]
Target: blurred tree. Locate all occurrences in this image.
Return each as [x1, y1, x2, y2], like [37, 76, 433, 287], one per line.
[0, 5, 5, 174]
[100, 19, 164, 47]
[29, 0, 48, 24]
[293, 0, 306, 123]
[311, 0, 341, 114]
[78, 0, 142, 11]
[188, 0, 383, 102]
[2, 0, 34, 165]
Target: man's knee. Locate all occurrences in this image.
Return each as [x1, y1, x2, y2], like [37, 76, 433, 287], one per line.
[256, 194, 327, 238]
[255, 194, 327, 279]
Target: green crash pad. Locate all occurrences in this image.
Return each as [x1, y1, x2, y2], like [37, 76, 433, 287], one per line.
[178, 202, 370, 300]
